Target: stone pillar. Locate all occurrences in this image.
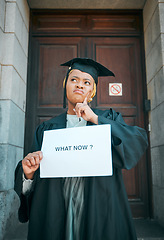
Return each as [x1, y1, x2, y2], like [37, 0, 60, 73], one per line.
[143, 0, 164, 226]
[0, 0, 29, 238]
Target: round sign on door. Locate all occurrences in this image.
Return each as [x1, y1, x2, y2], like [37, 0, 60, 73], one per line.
[109, 83, 122, 96]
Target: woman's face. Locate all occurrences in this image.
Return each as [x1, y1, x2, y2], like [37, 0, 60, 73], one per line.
[66, 69, 94, 106]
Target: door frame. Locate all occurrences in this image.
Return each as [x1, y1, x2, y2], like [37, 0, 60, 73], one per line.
[25, 9, 152, 218]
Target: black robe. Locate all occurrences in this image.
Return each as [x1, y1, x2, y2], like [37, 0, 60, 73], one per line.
[14, 108, 148, 240]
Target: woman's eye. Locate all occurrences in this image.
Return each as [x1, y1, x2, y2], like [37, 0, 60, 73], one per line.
[85, 81, 90, 85]
[71, 79, 77, 82]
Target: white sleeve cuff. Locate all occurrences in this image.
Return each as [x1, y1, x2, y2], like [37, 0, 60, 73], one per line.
[22, 173, 33, 195]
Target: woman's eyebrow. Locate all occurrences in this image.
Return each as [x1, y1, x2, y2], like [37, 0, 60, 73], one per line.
[71, 76, 91, 81]
[83, 78, 91, 81]
[71, 75, 79, 79]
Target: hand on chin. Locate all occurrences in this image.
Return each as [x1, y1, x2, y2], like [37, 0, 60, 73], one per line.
[74, 95, 85, 104]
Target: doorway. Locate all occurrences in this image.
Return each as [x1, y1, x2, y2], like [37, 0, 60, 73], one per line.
[25, 10, 150, 218]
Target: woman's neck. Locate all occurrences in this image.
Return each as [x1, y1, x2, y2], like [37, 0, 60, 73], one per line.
[67, 102, 76, 115]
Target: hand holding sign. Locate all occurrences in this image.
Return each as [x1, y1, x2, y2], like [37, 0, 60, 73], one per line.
[22, 151, 43, 179]
[74, 95, 98, 124]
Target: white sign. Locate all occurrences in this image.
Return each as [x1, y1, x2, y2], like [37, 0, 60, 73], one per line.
[109, 83, 122, 96]
[40, 124, 113, 178]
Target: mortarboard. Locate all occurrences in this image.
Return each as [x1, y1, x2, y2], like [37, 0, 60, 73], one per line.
[61, 57, 114, 84]
[61, 57, 115, 108]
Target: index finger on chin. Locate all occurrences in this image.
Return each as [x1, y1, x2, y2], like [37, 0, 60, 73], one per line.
[83, 96, 88, 105]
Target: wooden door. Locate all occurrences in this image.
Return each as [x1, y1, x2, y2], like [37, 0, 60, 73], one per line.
[87, 37, 149, 217]
[25, 10, 149, 218]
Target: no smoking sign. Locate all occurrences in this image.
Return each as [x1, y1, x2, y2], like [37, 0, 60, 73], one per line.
[109, 83, 122, 96]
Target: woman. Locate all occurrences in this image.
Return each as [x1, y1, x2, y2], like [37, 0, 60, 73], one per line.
[14, 58, 148, 240]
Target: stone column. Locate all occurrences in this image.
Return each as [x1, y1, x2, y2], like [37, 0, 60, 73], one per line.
[0, 0, 29, 238]
[143, 0, 164, 226]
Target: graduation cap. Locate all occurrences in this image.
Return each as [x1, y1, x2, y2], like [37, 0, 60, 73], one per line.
[61, 57, 115, 108]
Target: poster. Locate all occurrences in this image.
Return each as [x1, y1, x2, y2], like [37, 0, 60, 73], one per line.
[40, 124, 113, 178]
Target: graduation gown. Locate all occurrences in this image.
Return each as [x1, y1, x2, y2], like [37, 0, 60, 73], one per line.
[14, 108, 148, 240]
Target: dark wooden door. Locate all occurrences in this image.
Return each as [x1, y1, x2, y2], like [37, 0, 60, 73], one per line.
[87, 37, 149, 217]
[25, 10, 149, 218]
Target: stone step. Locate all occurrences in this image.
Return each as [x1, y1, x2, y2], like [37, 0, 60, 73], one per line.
[135, 219, 164, 240]
[4, 238, 164, 240]
[4, 219, 164, 240]
[138, 239, 164, 240]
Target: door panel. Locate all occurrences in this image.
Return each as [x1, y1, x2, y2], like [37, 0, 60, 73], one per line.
[88, 37, 148, 216]
[25, 11, 149, 218]
[88, 38, 139, 117]
[25, 37, 86, 152]
[37, 37, 86, 118]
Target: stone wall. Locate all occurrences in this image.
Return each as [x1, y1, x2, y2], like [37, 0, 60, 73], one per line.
[0, 0, 29, 238]
[143, 0, 164, 225]
[27, 0, 146, 9]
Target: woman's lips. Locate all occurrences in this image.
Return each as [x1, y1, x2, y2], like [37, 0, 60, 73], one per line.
[73, 90, 84, 94]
